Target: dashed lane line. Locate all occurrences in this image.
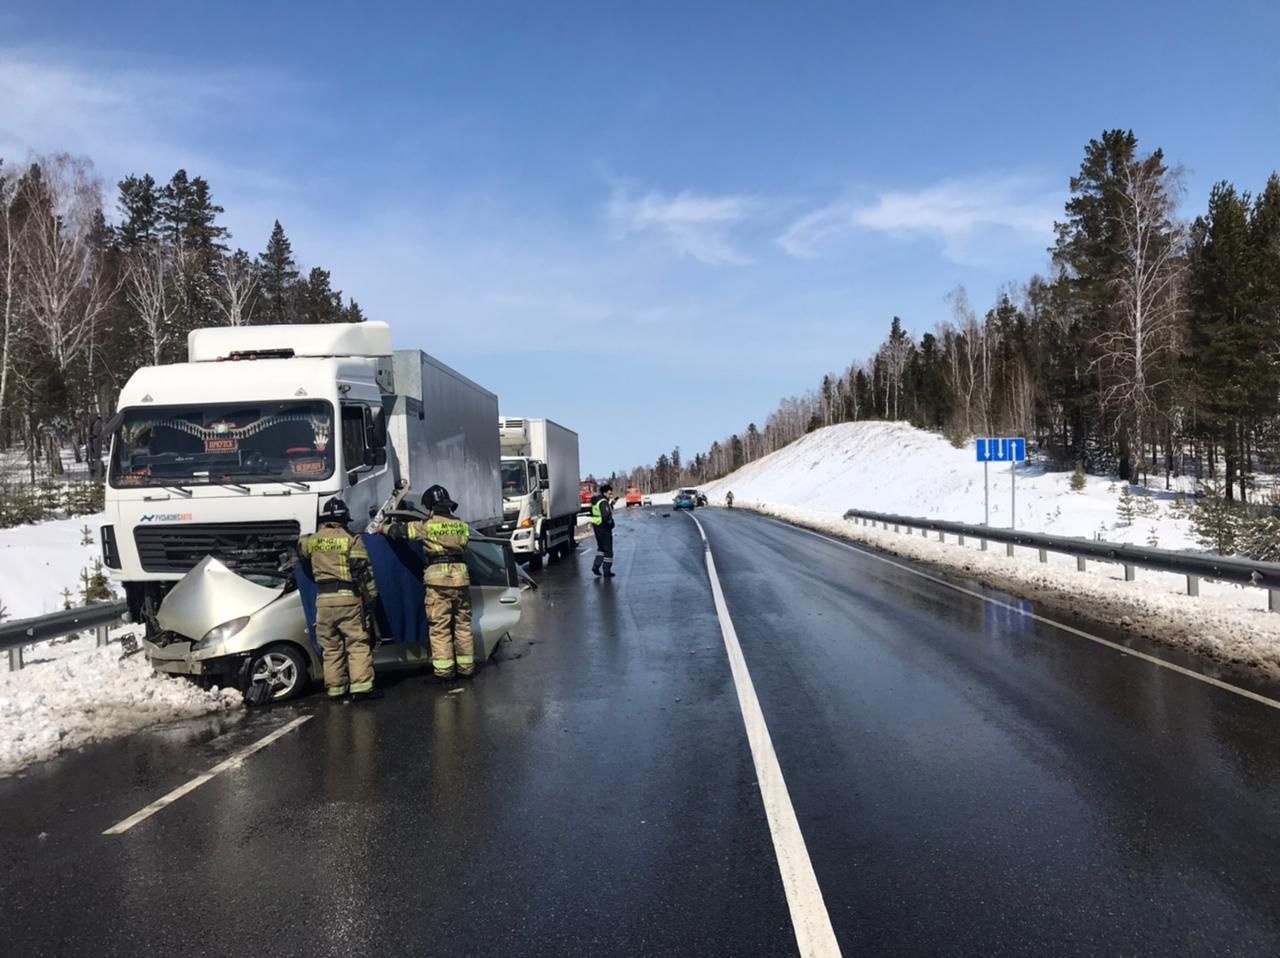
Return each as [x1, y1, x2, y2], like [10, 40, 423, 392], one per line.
[103, 716, 312, 835]
[688, 513, 842, 958]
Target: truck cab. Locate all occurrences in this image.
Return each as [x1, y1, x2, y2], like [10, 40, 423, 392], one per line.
[104, 323, 395, 628]
[497, 417, 580, 571]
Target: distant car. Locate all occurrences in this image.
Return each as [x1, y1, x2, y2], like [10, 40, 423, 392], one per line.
[642, 495, 652, 507]
[674, 489, 697, 510]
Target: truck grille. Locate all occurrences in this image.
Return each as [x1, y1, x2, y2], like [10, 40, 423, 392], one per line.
[133, 521, 301, 574]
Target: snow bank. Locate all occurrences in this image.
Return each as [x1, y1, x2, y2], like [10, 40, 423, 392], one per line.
[700, 421, 1200, 549]
[0, 512, 114, 621]
[1, 647, 242, 776]
[741, 500, 1280, 679]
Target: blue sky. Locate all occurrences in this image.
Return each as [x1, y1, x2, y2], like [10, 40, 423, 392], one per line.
[1, 1, 1277, 474]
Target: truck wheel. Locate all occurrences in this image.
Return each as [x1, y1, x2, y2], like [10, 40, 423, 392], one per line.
[245, 644, 309, 705]
[528, 552, 544, 572]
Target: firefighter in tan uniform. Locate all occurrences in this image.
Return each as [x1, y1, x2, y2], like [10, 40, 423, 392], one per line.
[387, 484, 474, 680]
[297, 498, 380, 701]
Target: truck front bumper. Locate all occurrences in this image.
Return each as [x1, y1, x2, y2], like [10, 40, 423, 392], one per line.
[509, 526, 537, 554]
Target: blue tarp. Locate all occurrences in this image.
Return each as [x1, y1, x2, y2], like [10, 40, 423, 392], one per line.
[295, 534, 429, 651]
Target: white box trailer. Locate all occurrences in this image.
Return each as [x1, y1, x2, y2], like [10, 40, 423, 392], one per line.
[390, 350, 501, 531]
[497, 417, 581, 569]
[102, 322, 502, 626]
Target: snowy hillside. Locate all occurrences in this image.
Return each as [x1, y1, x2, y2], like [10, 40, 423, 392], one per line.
[700, 422, 1199, 550]
[0, 513, 115, 621]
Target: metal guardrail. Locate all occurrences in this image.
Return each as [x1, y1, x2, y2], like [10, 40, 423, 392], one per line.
[1, 600, 129, 671]
[841, 508, 1280, 612]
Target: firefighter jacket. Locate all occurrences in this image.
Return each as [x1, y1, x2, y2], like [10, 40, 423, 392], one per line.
[297, 522, 378, 606]
[403, 513, 472, 588]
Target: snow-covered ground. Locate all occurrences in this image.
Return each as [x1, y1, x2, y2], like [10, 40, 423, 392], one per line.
[1, 644, 242, 776]
[0, 513, 244, 776]
[692, 422, 1280, 674]
[0, 512, 115, 621]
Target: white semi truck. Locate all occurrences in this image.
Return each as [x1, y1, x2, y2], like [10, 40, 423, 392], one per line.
[497, 417, 581, 570]
[102, 321, 502, 628]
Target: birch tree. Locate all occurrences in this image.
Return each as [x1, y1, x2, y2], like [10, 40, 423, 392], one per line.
[126, 245, 179, 365]
[0, 165, 19, 427]
[1094, 155, 1186, 481]
[215, 248, 259, 326]
[17, 155, 115, 377]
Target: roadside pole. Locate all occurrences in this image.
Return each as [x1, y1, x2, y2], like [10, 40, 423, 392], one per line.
[984, 460, 990, 526]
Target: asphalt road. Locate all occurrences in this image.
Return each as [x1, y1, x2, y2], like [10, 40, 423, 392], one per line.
[2, 507, 1279, 956]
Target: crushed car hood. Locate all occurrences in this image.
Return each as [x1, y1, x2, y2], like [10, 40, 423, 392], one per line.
[156, 556, 285, 641]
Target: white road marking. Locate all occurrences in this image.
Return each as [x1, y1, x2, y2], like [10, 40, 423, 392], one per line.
[765, 516, 1280, 714]
[103, 716, 312, 835]
[688, 514, 842, 958]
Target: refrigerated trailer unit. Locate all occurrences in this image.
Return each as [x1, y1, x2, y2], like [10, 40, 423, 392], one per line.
[102, 322, 502, 626]
[498, 417, 581, 570]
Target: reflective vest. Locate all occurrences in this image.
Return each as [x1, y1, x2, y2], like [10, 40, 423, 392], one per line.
[591, 497, 609, 526]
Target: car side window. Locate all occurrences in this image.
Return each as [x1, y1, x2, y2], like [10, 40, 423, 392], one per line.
[466, 539, 515, 587]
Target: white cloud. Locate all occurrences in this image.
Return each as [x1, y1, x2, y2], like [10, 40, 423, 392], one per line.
[779, 175, 1061, 264]
[607, 185, 755, 266]
[776, 202, 856, 258]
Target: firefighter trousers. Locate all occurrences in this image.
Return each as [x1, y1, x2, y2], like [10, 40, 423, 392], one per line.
[315, 600, 375, 696]
[427, 585, 474, 678]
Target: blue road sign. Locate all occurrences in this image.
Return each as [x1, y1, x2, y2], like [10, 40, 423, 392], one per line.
[976, 437, 1026, 463]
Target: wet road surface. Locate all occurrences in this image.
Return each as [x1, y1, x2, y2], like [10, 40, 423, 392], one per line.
[2, 507, 1279, 956]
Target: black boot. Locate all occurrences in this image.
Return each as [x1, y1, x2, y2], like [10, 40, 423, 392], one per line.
[350, 689, 383, 702]
[592, 558, 602, 576]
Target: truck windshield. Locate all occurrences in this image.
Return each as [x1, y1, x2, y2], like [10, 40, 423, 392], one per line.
[501, 462, 529, 496]
[109, 401, 335, 488]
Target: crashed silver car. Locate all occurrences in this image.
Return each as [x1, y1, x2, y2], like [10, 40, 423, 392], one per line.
[144, 537, 523, 702]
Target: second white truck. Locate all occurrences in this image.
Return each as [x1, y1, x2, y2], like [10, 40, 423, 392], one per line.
[497, 417, 581, 570]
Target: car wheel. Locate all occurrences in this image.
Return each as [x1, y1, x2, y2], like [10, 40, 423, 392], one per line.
[246, 644, 309, 705]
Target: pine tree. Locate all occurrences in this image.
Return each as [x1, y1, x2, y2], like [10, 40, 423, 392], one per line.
[1117, 485, 1136, 525]
[297, 266, 344, 324]
[1135, 486, 1159, 518]
[1240, 515, 1280, 562]
[158, 170, 194, 247]
[116, 174, 161, 249]
[1070, 464, 1087, 492]
[1187, 183, 1258, 502]
[1190, 481, 1242, 554]
[341, 298, 365, 323]
[258, 221, 299, 324]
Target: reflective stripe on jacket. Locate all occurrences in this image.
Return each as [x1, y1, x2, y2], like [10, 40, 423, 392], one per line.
[298, 523, 375, 603]
[406, 514, 471, 587]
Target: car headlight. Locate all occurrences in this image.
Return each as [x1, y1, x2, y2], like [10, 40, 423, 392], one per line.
[196, 615, 251, 649]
